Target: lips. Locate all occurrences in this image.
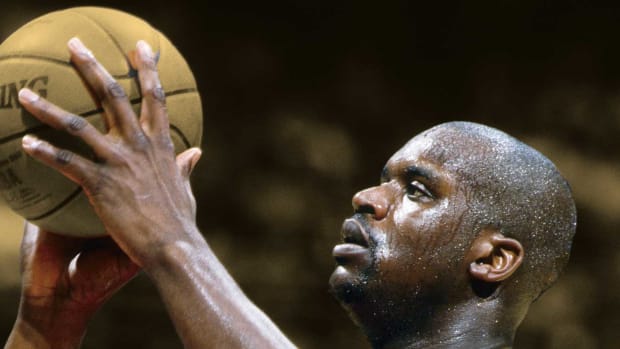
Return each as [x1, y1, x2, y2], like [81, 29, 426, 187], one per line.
[341, 218, 370, 247]
[332, 218, 371, 266]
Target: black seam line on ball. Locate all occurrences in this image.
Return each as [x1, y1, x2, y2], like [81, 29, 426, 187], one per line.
[0, 55, 138, 80]
[25, 186, 83, 221]
[7, 91, 196, 221]
[21, 109, 195, 220]
[0, 88, 198, 145]
[68, 9, 140, 78]
[68, 9, 129, 66]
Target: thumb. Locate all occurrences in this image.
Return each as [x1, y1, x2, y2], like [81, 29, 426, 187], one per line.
[176, 147, 202, 180]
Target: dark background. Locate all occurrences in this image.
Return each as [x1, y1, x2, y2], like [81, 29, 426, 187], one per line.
[0, 1, 618, 348]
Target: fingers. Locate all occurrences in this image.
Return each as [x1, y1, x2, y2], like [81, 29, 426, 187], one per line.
[135, 40, 169, 135]
[175, 148, 200, 214]
[67, 37, 142, 139]
[21, 222, 83, 281]
[20, 222, 40, 274]
[175, 147, 202, 180]
[18, 89, 113, 159]
[22, 222, 40, 246]
[22, 135, 96, 187]
[72, 237, 141, 284]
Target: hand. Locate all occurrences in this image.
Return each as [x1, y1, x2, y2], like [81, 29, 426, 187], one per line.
[14, 38, 294, 349]
[17, 37, 202, 268]
[5, 223, 139, 348]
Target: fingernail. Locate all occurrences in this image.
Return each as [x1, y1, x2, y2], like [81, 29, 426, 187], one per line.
[137, 40, 153, 58]
[68, 37, 94, 58]
[18, 89, 39, 103]
[22, 135, 40, 150]
[68, 37, 84, 51]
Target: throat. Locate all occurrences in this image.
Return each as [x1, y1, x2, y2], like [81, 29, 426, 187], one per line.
[362, 298, 516, 349]
[381, 331, 511, 349]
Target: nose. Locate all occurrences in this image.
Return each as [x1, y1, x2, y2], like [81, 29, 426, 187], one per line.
[352, 185, 390, 220]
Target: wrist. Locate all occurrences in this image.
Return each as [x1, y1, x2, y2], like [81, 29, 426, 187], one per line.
[140, 224, 207, 275]
[14, 299, 93, 345]
[7, 315, 87, 349]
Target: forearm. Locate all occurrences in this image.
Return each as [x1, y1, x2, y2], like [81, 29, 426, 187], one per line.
[144, 228, 295, 349]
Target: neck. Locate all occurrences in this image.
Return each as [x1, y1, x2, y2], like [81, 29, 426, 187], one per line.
[362, 296, 523, 349]
[381, 325, 511, 349]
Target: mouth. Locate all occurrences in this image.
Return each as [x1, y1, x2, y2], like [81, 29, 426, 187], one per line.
[341, 218, 370, 247]
[332, 218, 371, 265]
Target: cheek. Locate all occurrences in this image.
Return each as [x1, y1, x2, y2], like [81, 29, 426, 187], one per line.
[393, 196, 451, 239]
[371, 233, 390, 273]
[386, 198, 456, 263]
[385, 198, 423, 265]
[393, 195, 452, 227]
[392, 195, 421, 226]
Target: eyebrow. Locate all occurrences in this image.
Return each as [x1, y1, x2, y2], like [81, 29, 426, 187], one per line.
[405, 166, 434, 181]
[381, 165, 435, 183]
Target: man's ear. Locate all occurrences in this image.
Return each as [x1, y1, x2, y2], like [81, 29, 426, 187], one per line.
[467, 230, 524, 283]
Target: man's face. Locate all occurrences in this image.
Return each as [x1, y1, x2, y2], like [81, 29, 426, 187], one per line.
[329, 131, 473, 316]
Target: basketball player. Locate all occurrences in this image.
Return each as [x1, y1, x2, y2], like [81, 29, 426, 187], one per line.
[4, 38, 576, 348]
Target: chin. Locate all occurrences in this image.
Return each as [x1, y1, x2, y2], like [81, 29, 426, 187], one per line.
[329, 265, 368, 305]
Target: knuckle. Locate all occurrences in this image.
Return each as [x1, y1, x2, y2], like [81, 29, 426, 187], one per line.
[145, 85, 166, 104]
[132, 130, 151, 150]
[106, 82, 127, 99]
[84, 168, 107, 197]
[55, 149, 74, 165]
[144, 57, 158, 72]
[160, 136, 175, 152]
[153, 86, 166, 103]
[65, 115, 88, 133]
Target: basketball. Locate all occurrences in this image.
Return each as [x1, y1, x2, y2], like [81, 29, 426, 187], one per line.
[0, 7, 203, 237]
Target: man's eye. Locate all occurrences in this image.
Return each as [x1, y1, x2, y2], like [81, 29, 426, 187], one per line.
[406, 180, 434, 202]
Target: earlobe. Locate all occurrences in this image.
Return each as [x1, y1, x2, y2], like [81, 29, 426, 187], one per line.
[468, 231, 524, 283]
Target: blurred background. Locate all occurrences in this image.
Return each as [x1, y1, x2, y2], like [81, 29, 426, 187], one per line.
[0, 1, 618, 348]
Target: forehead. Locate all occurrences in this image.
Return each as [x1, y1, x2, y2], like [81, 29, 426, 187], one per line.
[388, 133, 435, 165]
[385, 125, 503, 176]
[385, 131, 455, 175]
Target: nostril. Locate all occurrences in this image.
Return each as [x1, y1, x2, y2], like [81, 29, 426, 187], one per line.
[355, 204, 375, 216]
[352, 186, 389, 220]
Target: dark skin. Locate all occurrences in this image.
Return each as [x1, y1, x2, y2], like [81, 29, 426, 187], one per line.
[330, 134, 525, 348]
[4, 38, 573, 348]
[5, 223, 139, 348]
[6, 38, 294, 349]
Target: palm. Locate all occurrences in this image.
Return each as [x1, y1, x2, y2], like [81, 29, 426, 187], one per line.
[21, 223, 140, 312]
[65, 240, 138, 306]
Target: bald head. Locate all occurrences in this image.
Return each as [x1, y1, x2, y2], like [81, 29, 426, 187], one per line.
[417, 122, 576, 298]
[331, 121, 577, 347]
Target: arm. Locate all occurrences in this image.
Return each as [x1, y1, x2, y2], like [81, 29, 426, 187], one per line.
[5, 223, 139, 349]
[17, 37, 295, 349]
[147, 231, 295, 348]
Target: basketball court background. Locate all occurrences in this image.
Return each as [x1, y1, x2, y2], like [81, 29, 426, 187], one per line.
[0, 1, 618, 348]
